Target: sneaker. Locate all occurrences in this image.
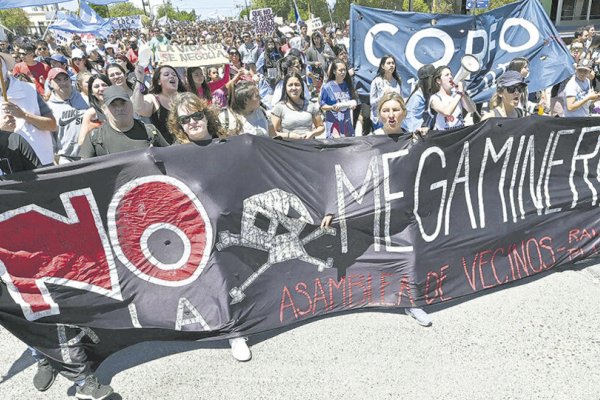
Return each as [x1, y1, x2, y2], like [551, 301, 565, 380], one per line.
[75, 375, 114, 400]
[33, 358, 57, 392]
[229, 337, 252, 362]
[405, 307, 432, 327]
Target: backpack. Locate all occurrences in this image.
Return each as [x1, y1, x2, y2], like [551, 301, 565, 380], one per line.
[89, 121, 161, 157]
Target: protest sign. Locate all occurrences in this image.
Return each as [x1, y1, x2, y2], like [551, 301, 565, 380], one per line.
[53, 30, 72, 46]
[110, 15, 142, 30]
[156, 44, 229, 67]
[250, 8, 275, 35]
[350, 0, 573, 102]
[306, 17, 323, 35]
[1, 117, 600, 366]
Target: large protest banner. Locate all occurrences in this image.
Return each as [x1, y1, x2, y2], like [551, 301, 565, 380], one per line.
[250, 8, 276, 35]
[156, 44, 229, 67]
[349, 0, 573, 102]
[1, 117, 600, 366]
[110, 15, 143, 30]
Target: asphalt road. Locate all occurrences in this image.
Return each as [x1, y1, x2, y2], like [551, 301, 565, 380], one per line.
[1, 262, 599, 400]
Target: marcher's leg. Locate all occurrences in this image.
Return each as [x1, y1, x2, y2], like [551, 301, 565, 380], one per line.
[30, 347, 57, 392]
[229, 336, 252, 362]
[405, 308, 432, 327]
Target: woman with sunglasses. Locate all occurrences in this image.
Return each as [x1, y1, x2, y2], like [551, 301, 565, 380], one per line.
[70, 49, 93, 74]
[133, 64, 187, 144]
[168, 92, 225, 143]
[228, 49, 243, 78]
[429, 65, 465, 131]
[481, 71, 527, 120]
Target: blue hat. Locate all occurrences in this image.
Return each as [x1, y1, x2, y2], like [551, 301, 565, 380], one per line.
[497, 70, 526, 87]
[50, 53, 67, 64]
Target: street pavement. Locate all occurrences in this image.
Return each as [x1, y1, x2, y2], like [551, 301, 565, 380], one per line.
[1, 262, 599, 400]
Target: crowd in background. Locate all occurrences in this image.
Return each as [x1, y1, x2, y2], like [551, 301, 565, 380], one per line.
[0, 18, 599, 175]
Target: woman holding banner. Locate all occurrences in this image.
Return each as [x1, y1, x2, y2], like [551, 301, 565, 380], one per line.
[133, 64, 187, 144]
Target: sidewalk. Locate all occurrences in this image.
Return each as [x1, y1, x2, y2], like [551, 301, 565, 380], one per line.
[1, 262, 599, 400]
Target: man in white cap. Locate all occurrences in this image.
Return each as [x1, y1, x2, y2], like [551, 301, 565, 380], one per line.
[45, 67, 89, 163]
[0, 52, 57, 166]
[564, 58, 600, 117]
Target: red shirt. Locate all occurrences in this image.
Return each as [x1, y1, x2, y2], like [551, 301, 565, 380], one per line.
[13, 61, 49, 95]
[126, 48, 138, 65]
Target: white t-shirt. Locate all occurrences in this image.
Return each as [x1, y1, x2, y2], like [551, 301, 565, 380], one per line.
[564, 76, 592, 118]
[429, 93, 464, 131]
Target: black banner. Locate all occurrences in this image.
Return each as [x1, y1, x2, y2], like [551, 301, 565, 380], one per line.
[2, 116, 600, 365]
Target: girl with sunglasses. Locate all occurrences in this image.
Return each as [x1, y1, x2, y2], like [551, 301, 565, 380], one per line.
[168, 92, 225, 144]
[481, 71, 527, 120]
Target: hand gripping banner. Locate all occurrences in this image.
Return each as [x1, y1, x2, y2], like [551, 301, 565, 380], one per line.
[1, 116, 600, 365]
[349, 0, 574, 102]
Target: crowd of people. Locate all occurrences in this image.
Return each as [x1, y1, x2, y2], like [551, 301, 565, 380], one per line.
[0, 14, 598, 400]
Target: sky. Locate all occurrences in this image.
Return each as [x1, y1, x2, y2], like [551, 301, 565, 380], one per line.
[61, 0, 241, 19]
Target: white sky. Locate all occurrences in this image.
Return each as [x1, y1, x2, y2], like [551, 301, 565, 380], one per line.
[61, 0, 242, 19]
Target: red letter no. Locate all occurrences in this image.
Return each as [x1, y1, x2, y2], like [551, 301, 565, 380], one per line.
[108, 176, 212, 286]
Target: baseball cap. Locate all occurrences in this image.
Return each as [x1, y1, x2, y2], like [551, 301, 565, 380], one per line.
[102, 86, 131, 106]
[50, 53, 68, 64]
[496, 70, 526, 87]
[71, 48, 85, 59]
[47, 67, 69, 81]
[576, 58, 593, 70]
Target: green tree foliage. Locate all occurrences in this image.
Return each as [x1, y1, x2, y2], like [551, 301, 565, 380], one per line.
[0, 9, 30, 36]
[109, 3, 145, 17]
[252, 0, 521, 25]
[89, 4, 109, 18]
[156, 3, 196, 21]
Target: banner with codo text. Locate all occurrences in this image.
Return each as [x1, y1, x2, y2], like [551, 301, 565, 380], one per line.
[156, 44, 229, 67]
[349, 0, 574, 102]
[1, 117, 600, 366]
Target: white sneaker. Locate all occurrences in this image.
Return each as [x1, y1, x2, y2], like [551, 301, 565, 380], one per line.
[229, 337, 251, 362]
[405, 308, 432, 327]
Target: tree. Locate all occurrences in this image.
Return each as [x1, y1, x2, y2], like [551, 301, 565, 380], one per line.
[89, 4, 109, 18]
[0, 9, 30, 36]
[109, 3, 145, 17]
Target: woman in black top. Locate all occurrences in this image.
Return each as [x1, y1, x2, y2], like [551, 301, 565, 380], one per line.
[132, 64, 186, 144]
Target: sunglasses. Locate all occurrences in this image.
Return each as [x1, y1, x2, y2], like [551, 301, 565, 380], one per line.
[37, 47, 48, 51]
[505, 85, 525, 94]
[178, 111, 205, 125]
[72, 57, 82, 62]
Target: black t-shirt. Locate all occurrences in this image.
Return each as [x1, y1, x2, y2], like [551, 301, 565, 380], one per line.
[0, 130, 41, 175]
[79, 120, 168, 159]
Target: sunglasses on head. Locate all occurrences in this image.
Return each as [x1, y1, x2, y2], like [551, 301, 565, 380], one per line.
[505, 85, 524, 94]
[178, 111, 205, 125]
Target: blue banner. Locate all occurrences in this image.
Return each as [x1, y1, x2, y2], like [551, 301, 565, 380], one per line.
[349, 0, 574, 103]
[0, 0, 70, 9]
[49, 12, 111, 37]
